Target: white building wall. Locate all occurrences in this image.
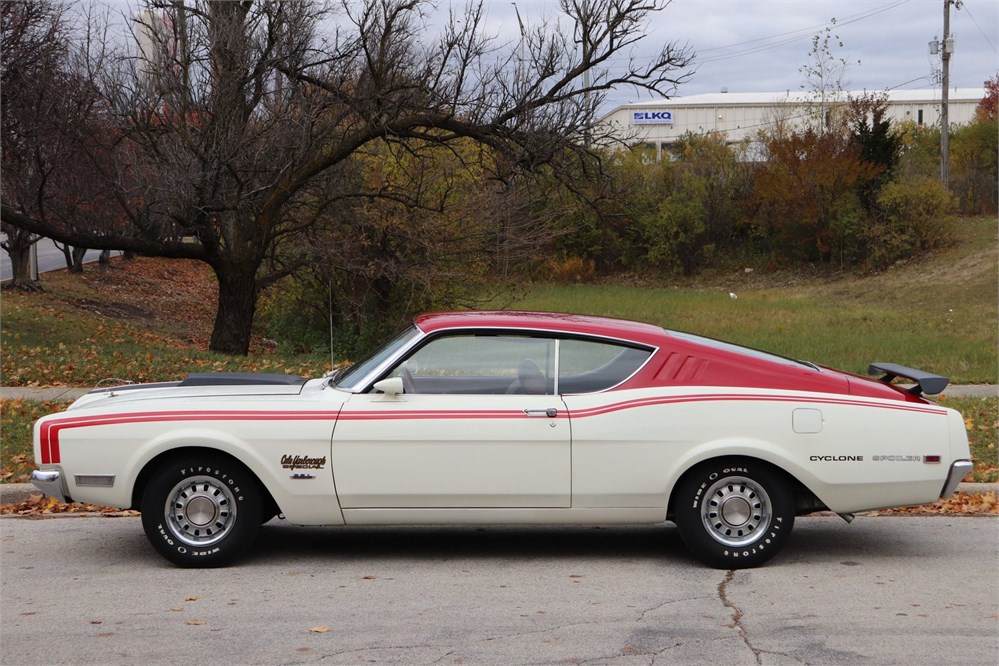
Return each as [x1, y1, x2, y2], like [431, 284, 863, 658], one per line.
[600, 89, 985, 151]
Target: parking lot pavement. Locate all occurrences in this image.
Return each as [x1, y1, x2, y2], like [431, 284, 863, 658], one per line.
[1, 516, 996, 665]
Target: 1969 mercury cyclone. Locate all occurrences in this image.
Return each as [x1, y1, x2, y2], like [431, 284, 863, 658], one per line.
[32, 311, 972, 568]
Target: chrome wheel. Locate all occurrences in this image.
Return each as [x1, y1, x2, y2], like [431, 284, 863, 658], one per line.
[700, 475, 771, 548]
[164, 475, 237, 548]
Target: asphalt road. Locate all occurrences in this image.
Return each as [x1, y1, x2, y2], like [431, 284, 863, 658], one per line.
[1, 515, 996, 665]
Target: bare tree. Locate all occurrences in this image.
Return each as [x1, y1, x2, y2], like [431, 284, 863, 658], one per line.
[2, 0, 692, 354]
[798, 21, 859, 133]
[1, 1, 134, 286]
[1, 1, 68, 289]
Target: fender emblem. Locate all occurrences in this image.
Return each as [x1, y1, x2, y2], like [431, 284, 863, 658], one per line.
[281, 454, 327, 470]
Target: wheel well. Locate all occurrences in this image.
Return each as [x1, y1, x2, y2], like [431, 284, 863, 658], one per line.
[130, 447, 280, 518]
[665, 455, 823, 520]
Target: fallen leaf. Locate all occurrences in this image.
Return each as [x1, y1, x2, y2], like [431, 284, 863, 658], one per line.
[309, 626, 329, 633]
[185, 596, 199, 602]
[186, 620, 205, 626]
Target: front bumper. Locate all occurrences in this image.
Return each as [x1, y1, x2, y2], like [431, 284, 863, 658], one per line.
[940, 460, 974, 498]
[30, 469, 71, 503]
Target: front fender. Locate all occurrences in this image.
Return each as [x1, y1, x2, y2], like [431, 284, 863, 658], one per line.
[125, 427, 345, 526]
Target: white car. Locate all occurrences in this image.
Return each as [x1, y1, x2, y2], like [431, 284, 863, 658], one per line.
[32, 311, 972, 568]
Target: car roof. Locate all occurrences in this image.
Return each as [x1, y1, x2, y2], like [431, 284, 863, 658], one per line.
[413, 311, 669, 346]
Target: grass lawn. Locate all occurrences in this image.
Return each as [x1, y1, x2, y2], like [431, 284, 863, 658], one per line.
[507, 217, 997, 384]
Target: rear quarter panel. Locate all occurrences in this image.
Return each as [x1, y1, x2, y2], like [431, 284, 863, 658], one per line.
[564, 387, 959, 514]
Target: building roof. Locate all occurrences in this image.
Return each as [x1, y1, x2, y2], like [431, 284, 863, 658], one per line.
[617, 88, 985, 109]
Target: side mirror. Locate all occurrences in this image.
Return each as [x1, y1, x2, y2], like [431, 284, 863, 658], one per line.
[373, 376, 405, 397]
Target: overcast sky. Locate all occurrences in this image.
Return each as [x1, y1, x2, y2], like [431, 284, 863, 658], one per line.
[490, 0, 998, 110]
[101, 0, 997, 112]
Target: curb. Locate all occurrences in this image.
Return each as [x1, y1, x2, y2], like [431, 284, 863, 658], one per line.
[2, 387, 91, 401]
[3, 482, 997, 508]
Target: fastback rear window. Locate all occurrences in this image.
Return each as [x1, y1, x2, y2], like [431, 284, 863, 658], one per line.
[667, 330, 817, 370]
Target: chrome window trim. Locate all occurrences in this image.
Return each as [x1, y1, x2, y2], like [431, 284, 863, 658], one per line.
[336, 326, 429, 393]
[339, 324, 658, 395]
[558, 345, 659, 395]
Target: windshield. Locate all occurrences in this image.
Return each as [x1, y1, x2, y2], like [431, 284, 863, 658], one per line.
[334, 325, 421, 389]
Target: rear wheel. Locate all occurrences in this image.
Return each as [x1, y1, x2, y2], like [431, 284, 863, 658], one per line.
[673, 458, 794, 568]
[140, 455, 262, 568]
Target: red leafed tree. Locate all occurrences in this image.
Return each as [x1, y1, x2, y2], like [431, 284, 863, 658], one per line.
[975, 73, 998, 121]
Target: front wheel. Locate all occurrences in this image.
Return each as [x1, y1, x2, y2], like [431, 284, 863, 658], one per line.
[673, 458, 794, 568]
[140, 455, 262, 568]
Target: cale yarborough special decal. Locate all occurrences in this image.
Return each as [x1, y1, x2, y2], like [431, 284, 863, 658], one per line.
[280, 455, 327, 470]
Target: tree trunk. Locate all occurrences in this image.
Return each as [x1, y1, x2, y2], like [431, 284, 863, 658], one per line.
[1, 228, 42, 290]
[209, 264, 258, 355]
[99, 249, 111, 265]
[69, 245, 88, 272]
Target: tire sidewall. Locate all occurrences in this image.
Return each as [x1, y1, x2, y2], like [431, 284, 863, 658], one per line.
[141, 455, 262, 568]
[674, 457, 794, 568]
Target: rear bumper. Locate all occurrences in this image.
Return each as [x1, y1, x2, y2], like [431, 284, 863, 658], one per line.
[940, 460, 974, 498]
[30, 469, 71, 503]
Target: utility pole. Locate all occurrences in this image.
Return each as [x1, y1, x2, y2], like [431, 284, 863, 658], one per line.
[940, 0, 960, 186]
[580, 1, 592, 146]
[512, 2, 525, 65]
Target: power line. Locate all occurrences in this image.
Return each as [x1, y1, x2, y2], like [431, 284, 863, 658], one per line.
[959, 2, 997, 54]
[694, 0, 911, 64]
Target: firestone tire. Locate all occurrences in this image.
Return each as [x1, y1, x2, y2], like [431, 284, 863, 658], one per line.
[140, 455, 262, 568]
[673, 457, 794, 569]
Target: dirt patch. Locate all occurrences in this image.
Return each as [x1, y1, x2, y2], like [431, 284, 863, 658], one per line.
[69, 298, 155, 320]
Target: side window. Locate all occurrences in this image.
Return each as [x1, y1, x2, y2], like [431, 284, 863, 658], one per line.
[388, 335, 555, 395]
[558, 339, 652, 393]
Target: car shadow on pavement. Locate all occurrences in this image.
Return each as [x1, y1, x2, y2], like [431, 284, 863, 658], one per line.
[248, 522, 697, 567]
[246, 515, 970, 567]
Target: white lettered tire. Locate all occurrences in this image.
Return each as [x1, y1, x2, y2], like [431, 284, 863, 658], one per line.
[674, 457, 794, 568]
[140, 455, 262, 568]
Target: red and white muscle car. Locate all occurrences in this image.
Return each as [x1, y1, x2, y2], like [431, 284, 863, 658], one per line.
[32, 311, 972, 568]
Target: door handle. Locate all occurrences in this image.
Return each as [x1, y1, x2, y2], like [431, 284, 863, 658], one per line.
[524, 408, 558, 418]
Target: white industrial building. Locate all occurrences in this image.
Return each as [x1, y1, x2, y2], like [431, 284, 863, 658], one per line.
[599, 88, 986, 157]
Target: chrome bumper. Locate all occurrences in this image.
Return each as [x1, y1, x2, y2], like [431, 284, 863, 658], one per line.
[940, 460, 974, 498]
[30, 469, 71, 503]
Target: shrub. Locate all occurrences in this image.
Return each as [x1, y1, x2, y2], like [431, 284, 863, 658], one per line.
[641, 191, 707, 276]
[865, 177, 955, 268]
[545, 255, 596, 283]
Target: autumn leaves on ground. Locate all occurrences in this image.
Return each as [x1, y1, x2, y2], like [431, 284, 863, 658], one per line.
[2, 257, 330, 387]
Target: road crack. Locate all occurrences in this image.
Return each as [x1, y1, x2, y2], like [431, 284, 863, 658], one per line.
[718, 569, 763, 665]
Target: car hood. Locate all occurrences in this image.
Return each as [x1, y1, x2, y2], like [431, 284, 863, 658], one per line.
[66, 373, 322, 411]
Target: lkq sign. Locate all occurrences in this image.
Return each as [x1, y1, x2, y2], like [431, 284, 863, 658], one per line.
[631, 110, 673, 125]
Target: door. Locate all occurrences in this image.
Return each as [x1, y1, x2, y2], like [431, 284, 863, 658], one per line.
[331, 333, 570, 508]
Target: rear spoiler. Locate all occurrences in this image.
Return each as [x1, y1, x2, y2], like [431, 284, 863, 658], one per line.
[868, 363, 949, 396]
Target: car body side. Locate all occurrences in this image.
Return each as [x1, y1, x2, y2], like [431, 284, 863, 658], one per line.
[32, 314, 971, 526]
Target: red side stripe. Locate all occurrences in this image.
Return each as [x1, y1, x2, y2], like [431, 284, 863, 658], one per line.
[39, 395, 946, 464]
